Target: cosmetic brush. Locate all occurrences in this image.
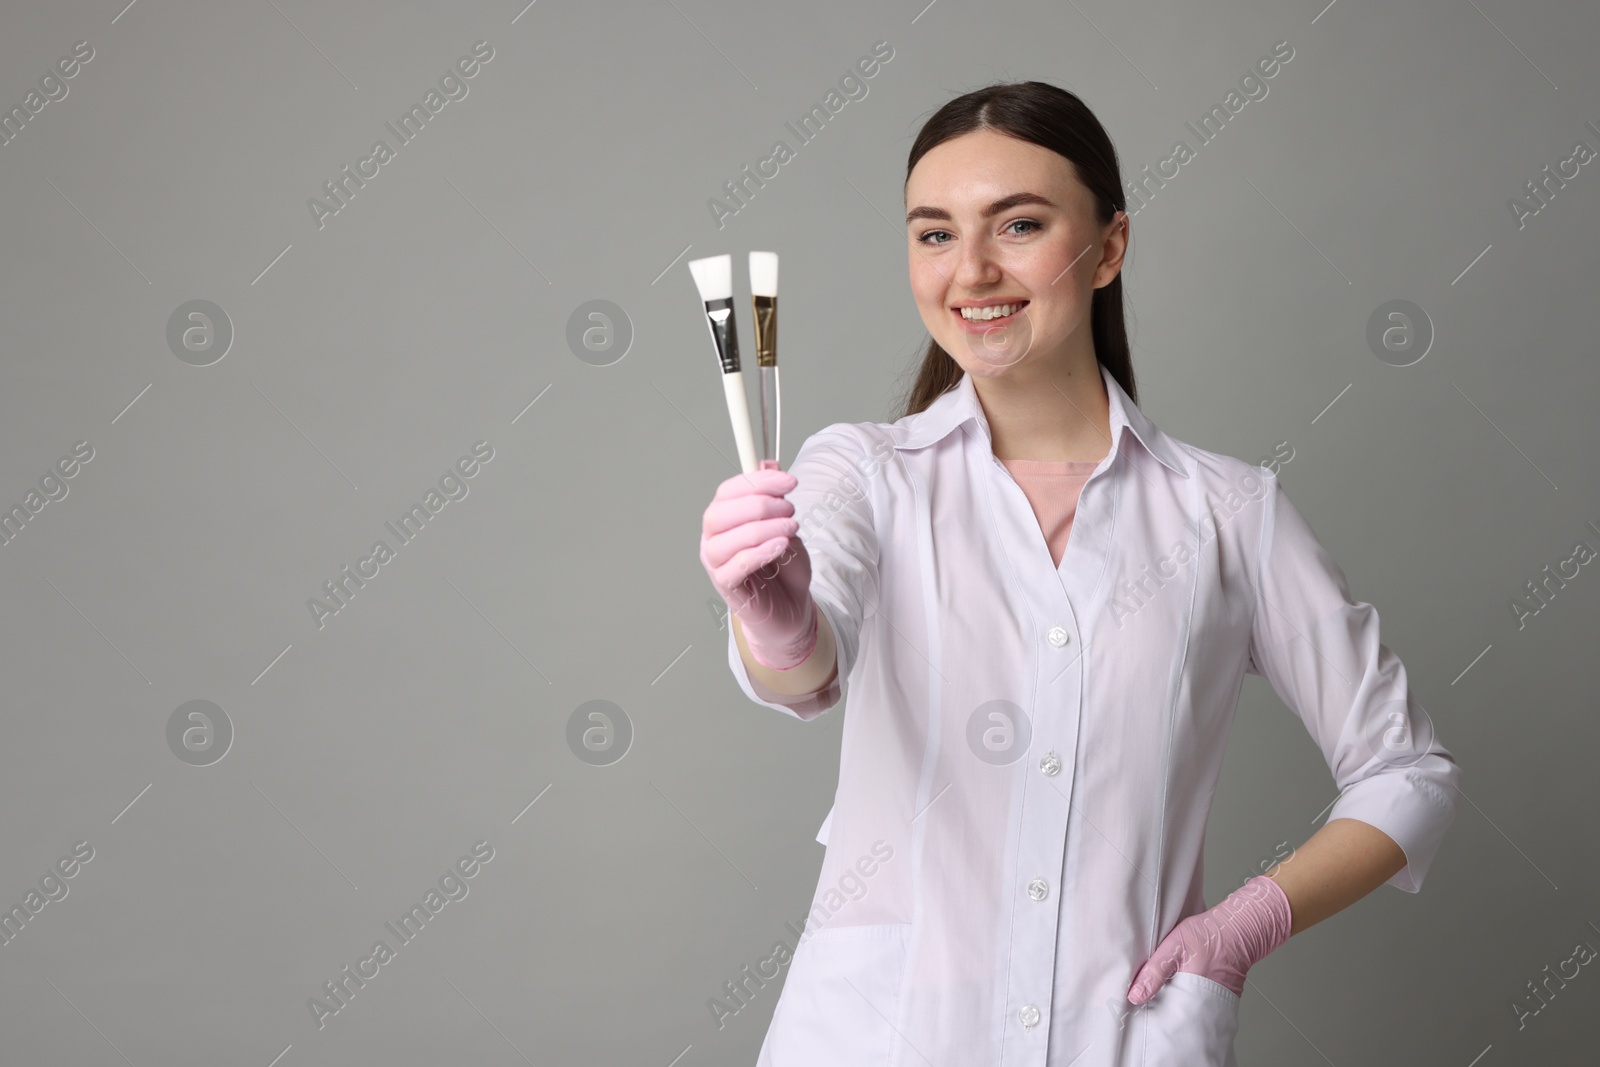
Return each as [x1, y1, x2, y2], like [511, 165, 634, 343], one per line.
[688, 253, 759, 474]
[749, 251, 780, 466]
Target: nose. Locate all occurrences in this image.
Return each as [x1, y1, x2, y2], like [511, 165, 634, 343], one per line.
[953, 231, 1002, 289]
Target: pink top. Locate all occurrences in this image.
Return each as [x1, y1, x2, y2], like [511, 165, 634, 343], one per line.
[997, 457, 1099, 568]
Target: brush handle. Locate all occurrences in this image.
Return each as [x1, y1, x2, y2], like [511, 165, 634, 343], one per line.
[723, 371, 759, 474]
[760, 365, 777, 465]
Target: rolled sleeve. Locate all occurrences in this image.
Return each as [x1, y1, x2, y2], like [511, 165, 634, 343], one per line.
[724, 426, 882, 722]
[726, 626, 840, 720]
[1245, 472, 1462, 893]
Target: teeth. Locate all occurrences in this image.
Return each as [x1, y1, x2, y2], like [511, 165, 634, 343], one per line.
[959, 303, 1023, 321]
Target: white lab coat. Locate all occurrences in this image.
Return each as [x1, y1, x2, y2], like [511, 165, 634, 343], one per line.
[726, 363, 1461, 1066]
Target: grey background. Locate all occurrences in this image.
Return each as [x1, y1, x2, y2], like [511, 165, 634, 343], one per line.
[0, 0, 1595, 1064]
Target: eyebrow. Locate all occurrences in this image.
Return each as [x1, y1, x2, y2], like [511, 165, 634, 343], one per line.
[905, 191, 1058, 225]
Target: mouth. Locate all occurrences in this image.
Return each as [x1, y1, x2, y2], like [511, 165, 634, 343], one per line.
[952, 300, 1029, 332]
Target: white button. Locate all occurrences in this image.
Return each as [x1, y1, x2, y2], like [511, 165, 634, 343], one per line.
[1027, 878, 1049, 901]
[1039, 751, 1062, 777]
[1047, 626, 1069, 647]
[1020, 1003, 1041, 1028]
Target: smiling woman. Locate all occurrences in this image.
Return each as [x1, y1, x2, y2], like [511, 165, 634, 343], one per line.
[899, 115, 1134, 455]
[698, 79, 1461, 1067]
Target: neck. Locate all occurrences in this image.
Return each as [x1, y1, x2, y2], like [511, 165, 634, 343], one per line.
[973, 348, 1113, 463]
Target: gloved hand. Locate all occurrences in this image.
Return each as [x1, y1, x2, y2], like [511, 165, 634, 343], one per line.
[700, 459, 818, 670]
[1126, 875, 1293, 1004]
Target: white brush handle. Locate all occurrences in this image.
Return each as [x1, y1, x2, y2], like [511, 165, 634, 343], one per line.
[723, 371, 759, 474]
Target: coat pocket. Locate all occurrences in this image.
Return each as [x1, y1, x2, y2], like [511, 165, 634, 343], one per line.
[757, 923, 911, 1067]
[1139, 970, 1242, 1067]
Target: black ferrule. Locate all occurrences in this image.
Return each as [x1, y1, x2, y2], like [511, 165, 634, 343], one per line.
[705, 298, 741, 374]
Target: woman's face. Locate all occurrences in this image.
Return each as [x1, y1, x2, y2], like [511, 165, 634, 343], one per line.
[904, 128, 1126, 377]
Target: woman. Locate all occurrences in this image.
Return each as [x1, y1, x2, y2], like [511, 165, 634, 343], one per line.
[698, 81, 1461, 1067]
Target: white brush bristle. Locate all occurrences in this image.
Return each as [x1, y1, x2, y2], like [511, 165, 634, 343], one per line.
[687, 254, 732, 301]
[749, 251, 779, 297]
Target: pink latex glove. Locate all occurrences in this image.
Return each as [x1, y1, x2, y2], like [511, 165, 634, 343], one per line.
[1127, 875, 1293, 1004]
[699, 459, 819, 670]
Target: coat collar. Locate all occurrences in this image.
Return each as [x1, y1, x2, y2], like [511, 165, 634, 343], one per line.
[890, 361, 1191, 478]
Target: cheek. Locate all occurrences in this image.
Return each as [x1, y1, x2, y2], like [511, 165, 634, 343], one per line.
[1022, 238, 1081, 287]
[908, 257, 945, 309]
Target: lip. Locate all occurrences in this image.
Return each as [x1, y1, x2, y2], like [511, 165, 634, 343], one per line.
[951, 298, 1029, 333]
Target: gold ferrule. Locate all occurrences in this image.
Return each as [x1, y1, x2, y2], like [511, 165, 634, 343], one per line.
[753, 295, 777, 368]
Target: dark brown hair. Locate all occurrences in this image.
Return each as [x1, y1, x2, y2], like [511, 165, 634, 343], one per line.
[896, 80, 1136, 418]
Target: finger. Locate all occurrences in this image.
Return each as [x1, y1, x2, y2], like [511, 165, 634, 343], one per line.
[1127, 936, 1184, 1005]
[702, 489, 797, 540]
[702, 517, 799, 572]
[715, 536, 794, 600]
[1126, 960, 1161, 1006]
[714, 467, 796, 503]
[735, 559, 810, 626]
[703, 493, 796, 541]
[1127, 955, 1179, 1005]
[707, 521, 793, 579]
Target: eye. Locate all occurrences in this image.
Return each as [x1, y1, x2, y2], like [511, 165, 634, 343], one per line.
[915, 229, 953, 245]
[1004, 218, 1042, 236]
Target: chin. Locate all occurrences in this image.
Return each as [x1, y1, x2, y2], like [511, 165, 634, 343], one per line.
[950, 353, 1027, 378]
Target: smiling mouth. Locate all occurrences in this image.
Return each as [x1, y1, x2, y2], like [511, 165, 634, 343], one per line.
[954, 300, 1028, 324]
